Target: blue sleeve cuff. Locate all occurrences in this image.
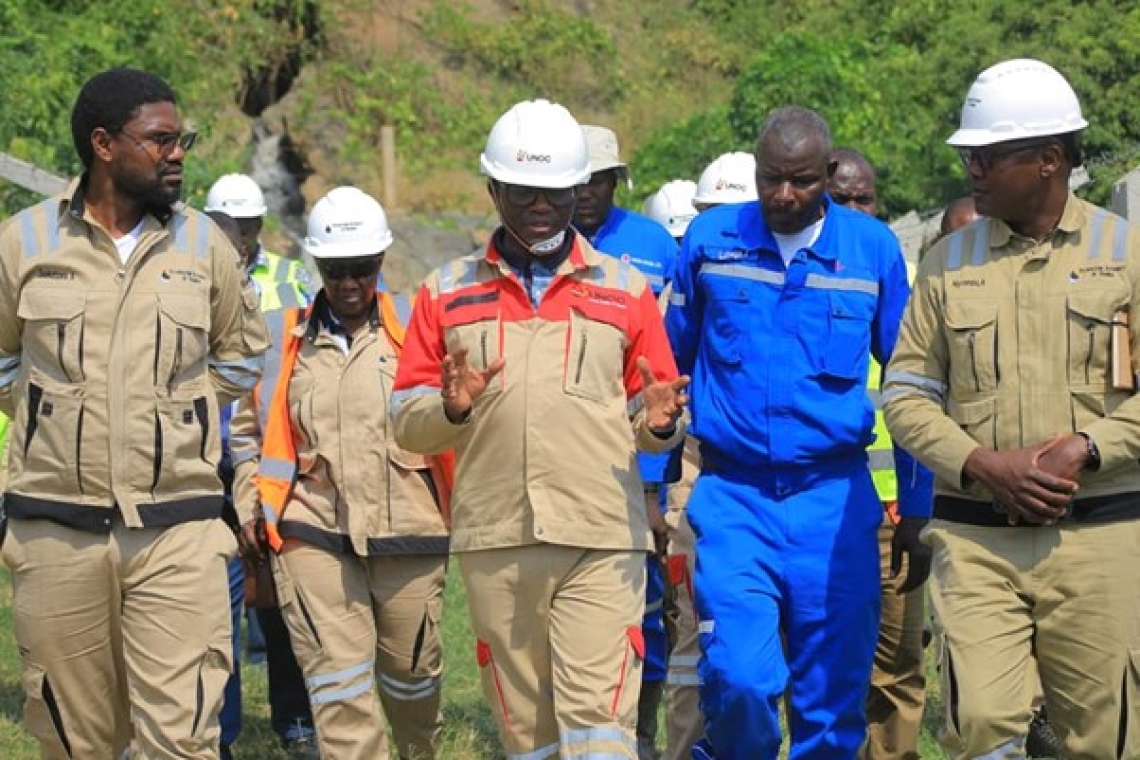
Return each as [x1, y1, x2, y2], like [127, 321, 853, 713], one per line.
[638, 450, 672, 484]
[894, 443, 934, 518]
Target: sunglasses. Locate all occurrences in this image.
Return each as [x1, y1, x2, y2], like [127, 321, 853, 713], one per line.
[120, 129, 198, 158]
[500, 184, 576, 207]
[956, 140, 1050, 173]
[317, 257, 382, 281]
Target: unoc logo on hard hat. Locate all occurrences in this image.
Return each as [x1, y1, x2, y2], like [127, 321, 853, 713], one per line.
[716, 180, 747, 192]
[516, 150, 552, 164]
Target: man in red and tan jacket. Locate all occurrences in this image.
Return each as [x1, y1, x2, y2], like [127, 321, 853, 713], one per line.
[391, 99, 689, 760]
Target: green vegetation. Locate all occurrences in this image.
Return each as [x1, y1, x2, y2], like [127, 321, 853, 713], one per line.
[1, 1, 1138, 218]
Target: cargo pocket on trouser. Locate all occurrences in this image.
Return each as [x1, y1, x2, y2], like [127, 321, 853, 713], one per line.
[476, 639, 514, 734]
[22, 663, 73, 758]
[611, 626, 645, 720]
[1119, 650, 1140, 759]
[189, 643, 232, 743]
[937, 639, 966, 753]
[271, 554, 323, 654]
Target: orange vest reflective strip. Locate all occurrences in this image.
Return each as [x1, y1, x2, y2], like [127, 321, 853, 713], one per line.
[256, 293, 452, 550]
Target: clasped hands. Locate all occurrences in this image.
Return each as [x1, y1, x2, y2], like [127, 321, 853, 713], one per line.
[963, 433, 1090, 525]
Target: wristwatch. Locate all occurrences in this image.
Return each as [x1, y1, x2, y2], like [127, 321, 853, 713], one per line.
[1078, 432, 1101, 472]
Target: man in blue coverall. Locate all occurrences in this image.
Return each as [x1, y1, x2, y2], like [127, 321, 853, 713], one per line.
[575, 124, 681, 760]
[665, 106, 931, 760]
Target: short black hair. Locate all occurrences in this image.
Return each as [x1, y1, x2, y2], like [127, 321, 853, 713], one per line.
[1058, 131, 1083, 167]
[71, 68, 177, 168]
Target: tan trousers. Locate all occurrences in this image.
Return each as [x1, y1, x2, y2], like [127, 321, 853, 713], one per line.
[3, 517, 235, 760]
[862, 513, 925, 760]
[459, 544, 645, 760]
[925, 519, 1140, 760]
[663, 436, 702, 760]
[273, 543, 447, 760]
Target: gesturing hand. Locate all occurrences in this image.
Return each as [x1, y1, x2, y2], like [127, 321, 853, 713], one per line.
[637, 356, 690, 433]
[441, 347, 505, 423]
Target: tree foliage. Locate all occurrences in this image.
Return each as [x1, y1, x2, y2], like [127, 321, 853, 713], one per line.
[2, 0, 1140, 219]
[0, 0, 314, 213]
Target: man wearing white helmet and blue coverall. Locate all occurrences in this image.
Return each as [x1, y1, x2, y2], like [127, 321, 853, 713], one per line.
[666, 106, 928, 760]
[643, 180, 699, 243]
[884, 58, 1140, 759]
[692, 152, 758, 211]
[575, 125, 683, 760]
[391, 99, 690, 760]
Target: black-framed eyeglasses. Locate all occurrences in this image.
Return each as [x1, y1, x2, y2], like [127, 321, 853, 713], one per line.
[501, 184, 576, 207]
[956, 140, 1049, 174]
[317, 257, 383, 281]
[120, 129, 198, 158]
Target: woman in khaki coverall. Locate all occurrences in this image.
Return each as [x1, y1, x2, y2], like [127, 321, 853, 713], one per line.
[231, 187, 450, 760]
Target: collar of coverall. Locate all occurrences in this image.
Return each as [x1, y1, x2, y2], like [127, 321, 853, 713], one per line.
[987, 191, 1084, 249]
[299, 289, 380, 343]
[732, 195, 837, 262]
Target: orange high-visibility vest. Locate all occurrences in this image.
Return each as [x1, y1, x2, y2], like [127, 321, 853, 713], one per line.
[257, 292, 453, 552]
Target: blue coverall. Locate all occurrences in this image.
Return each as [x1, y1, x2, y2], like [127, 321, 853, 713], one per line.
[665, 199, 927, 760]
[587, 205, 679, 687]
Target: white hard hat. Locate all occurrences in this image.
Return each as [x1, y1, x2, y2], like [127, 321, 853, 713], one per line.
[480, 99, 591, 189]
[303, 186, 393, 259]
[693, 152, 758, 206]
[204, 173, 268, 218]
[947, 58, 1088, 147]
[643, 180, 698, 237]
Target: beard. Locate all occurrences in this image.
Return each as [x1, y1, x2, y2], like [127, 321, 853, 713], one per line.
[117, 162, 182, 208]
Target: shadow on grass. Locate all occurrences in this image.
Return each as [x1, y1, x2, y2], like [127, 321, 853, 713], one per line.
[0, 678, 21, 724]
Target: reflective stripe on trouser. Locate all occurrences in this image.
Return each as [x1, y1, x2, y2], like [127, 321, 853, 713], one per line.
[688, 469, 881, 760]
[925, 519, 1140, 760]
[663, 436, 703, 760]
[2, 517, 236, 760]
[861, 513, 925, 760]
[459, 545, 644, 760]
[273, 543, 446, 760]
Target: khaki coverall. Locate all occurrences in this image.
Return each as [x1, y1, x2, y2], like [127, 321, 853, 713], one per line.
[0, 178, 268, 759]
[232, 294, 449, 760]
[392, 233, 686, 760]
[884, 195, 1140, 759]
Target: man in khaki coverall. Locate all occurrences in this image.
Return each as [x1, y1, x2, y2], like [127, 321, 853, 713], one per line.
[392, 99, 689, 760]
[232, 186, 450, 760]
[0, 68, 268, 759]
[884, 58, 1140, 759]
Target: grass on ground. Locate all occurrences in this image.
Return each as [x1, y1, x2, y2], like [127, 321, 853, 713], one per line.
[0, 565, 949, 759]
